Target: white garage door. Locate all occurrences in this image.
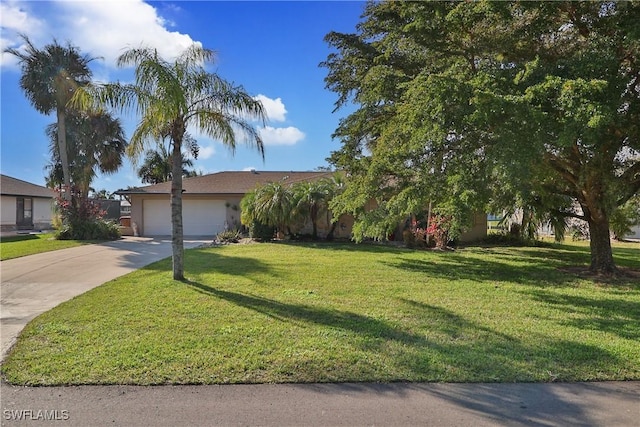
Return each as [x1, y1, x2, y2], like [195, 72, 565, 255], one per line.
[143, 199, 227, 236]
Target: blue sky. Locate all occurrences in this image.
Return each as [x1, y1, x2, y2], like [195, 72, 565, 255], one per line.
[1, 0, 363, 193]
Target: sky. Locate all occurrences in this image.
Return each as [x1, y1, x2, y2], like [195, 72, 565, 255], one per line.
[0, 0, 364, 193]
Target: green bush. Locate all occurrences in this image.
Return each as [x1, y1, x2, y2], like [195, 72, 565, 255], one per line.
[56, 219, 120, 241]
[249, 221, 275, 241]
[216, 229, 243, 243]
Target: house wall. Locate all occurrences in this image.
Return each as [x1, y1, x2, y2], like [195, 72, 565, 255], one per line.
[459, 211, 488, 242]
[1, 196, 53, 231]
[33, 198, 54, 229]
[1, 196, 17, 227]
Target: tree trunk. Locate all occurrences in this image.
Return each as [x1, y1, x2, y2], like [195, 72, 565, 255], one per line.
[586, 208, 617, 274]
[56, 107, 72, 201]
[171, 139, 185, 281]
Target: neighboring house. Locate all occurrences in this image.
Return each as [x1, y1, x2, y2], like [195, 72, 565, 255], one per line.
[116, 171, 335, 237]
[1, 174, 55, 232]
[627, 225, 640, 240]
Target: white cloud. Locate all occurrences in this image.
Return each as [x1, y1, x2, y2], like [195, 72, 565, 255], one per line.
[0, 2, 46, 68]
[1, 0, 200, 70]
[242, 166, 257, 172]
[199, 145, 216, 160]
[253, 94, 287, 122]
[56, 0, 199, 66]
[259, 126, 305, 146]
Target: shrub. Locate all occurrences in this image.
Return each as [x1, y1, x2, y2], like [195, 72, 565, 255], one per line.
[249, 221, 275, 241]
[216, 229, 243, 244]
[56, 219, 120, 240]
[54, 191, 120, 241]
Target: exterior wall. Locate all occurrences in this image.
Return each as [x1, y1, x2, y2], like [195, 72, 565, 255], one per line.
[1, 196, 52, 231]
[224, 196, 243, 230]
[459, 211, 488, 242]
[1, 196, 17, 227]
[33, 198, 54, 229]
[627, 225, 640, 240]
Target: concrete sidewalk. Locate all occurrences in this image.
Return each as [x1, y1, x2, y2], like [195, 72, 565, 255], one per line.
[0, 237, 209, 360]
[1, 381, 638, 426]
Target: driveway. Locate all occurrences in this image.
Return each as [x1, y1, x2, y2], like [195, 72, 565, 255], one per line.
[0, 237, 210, 360]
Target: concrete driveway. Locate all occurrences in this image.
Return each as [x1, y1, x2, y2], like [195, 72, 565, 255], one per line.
[0, 237, 209, 360]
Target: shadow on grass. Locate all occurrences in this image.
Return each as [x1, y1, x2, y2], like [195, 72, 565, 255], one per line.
[383, 254, 570, 286]
[183, 280, 623, 383]
[525, 289, 640, 340]
[0, 234, 40, 243]
[384, 247, 640, 288]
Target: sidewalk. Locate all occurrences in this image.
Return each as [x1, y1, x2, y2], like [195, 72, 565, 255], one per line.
[1, 381, 638, 426]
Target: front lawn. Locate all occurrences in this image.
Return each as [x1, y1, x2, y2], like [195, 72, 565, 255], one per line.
[0, 233, 94, 260]
[2, 241, 639, 385]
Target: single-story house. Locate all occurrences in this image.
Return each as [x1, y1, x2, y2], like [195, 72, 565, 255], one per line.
[116, 170, 487, 242]
[1, 174, 55, 232]
[116, 171, 336, 237]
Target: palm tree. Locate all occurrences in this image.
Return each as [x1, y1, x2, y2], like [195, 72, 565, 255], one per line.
[138, 138, 198, 185]
[45, 110, 127, 198]
[73, 45, 266, 280]
[253, 182, 295, 238]
[293, 181, 330, 240]
[5, 35, 95, 201]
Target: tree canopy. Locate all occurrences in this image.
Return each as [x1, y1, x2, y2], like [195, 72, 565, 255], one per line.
[323, 0, 640, 273]
[5, 35, 95, 201]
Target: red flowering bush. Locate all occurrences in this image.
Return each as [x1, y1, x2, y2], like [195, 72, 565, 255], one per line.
[54, 189, 120, 240]
[426, 215, 452, 249]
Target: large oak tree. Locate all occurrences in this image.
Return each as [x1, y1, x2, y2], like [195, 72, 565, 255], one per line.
[323, 1, 640, 273]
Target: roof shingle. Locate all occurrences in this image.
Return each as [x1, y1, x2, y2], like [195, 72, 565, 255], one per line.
[116, 171, 334, 195]
[0, 174, 55, 198]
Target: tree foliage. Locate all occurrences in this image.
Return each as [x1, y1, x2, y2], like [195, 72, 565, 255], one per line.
[137, 138, 199, 185]
[5, 35, 95, 201]
[240, 175, 345, 240]
[73, 45, 266, 280]
[323, 0, 640, 273]
[45, 110, 127, 197]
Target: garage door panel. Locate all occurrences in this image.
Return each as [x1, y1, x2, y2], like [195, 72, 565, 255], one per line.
[143, 199, 170, 236]
[143, 199, 226, 236]
[184, 200, 226, 236]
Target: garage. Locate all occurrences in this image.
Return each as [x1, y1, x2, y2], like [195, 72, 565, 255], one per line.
[142, 199, 227, 236]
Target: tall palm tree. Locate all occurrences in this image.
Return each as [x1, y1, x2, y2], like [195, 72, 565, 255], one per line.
[45, 110, 127, 198]
[5, 35, 95, 201]
[138, 137, 198, 185]
[73, 45, 266, 280]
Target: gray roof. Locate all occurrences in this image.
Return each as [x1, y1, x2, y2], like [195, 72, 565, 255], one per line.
[116, 171, 334, 195]
[0, 174, 55, 198]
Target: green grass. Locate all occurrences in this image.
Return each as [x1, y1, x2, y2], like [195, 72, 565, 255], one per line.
[2, 241, 639, 385]
[0, 233, 95, 260]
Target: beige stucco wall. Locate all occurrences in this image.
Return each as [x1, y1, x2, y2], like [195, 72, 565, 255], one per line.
[33, 198, 54, 228]
[1, 196, 53, 230]
[1, 196, 17, 225]
[459, 211, 488, 242]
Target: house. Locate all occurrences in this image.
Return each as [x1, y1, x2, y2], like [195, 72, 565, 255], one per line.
[1, 174, 55, 233]
[116, 170, 487, 242]
[116, 171, 334, 237]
